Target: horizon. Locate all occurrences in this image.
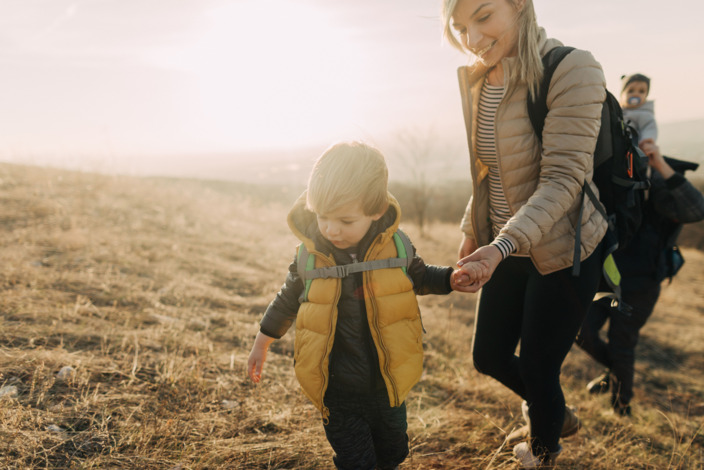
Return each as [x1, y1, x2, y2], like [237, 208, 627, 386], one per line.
[1, 0, 703, 177]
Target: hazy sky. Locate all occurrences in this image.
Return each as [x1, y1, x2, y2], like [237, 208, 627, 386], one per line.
[1, 0, 703, 169]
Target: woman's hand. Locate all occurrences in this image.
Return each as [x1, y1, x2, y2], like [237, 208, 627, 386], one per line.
[450, 260, 490, 292]
[455, 245, 503, 293]
[458, 234, 478, 260]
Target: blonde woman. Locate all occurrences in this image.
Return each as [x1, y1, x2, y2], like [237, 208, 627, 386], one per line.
[442, 0, 608, 466]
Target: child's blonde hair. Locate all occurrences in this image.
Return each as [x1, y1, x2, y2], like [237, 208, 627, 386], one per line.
[306, 141, 389, 216]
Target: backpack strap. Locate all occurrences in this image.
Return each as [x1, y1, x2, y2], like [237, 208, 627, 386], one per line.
[296, 230, 415, 300]
[296, 244, 316, 302]
[527, 46, 575, 143]
[392, 229, 414, 274]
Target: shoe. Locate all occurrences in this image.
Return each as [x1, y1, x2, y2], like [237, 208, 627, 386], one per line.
[506, 402, 581, 446]
[587, 370, 610, 394]
[513, 442, 562, 469]
[611, 398, 632, 417]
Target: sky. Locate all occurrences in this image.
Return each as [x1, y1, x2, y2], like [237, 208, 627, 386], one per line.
[1, 0, 703, 177]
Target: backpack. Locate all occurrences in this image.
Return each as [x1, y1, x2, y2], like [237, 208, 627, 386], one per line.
[296, 230, 414, 303]
[527, 46, 650, 309]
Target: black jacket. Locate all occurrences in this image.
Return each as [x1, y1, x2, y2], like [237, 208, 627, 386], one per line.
[615, 157, 704, 288]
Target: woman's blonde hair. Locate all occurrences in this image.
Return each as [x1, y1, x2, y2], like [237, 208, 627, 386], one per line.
[441, 0, 543, 98]
[306, 141, 389, 216]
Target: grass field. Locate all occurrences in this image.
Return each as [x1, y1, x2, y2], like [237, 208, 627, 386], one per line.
[0, 163, 702, 469]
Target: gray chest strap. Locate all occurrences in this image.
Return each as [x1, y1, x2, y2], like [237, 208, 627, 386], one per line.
[296, 230, 414, 297]
[303, 257, 409, 280]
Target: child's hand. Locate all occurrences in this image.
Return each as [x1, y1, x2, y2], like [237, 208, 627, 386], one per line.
[450, 260, 490, 291]
[454, 245, 503, 293]
[247, 348, 266, 383]
[460, 260, 490, 282]
[639, 138, 657, 157]
[247, 332, 276, 383]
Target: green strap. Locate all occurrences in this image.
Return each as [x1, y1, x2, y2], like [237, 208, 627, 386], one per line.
[392, 230, 414, 274]
[297, 244, 315, 302]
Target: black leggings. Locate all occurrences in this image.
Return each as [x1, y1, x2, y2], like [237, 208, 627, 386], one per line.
[472, 245, 602, 455]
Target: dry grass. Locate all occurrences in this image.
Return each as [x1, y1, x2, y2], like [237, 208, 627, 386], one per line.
[0, 162, 702, 469]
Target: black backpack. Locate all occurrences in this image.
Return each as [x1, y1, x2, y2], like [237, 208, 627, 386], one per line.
[527, 46, 650, 306]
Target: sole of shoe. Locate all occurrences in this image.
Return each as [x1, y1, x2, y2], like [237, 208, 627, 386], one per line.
[506, 407, 581, 446]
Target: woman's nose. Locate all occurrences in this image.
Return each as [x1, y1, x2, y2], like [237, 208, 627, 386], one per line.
[465, 28, 482, 51]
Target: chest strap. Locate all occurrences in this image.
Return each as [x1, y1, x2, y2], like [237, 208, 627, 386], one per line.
[297, 230, 414, 301]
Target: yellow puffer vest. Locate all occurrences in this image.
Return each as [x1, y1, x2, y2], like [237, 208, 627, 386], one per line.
[288, 194, 423, 420]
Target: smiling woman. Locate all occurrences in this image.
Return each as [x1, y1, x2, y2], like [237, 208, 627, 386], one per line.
[146, 1, 368, 150]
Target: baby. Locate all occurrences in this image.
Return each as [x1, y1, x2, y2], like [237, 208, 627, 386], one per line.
[620, 73, 659, 159]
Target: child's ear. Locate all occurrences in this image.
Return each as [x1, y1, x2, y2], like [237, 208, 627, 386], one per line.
[371, 211, 384, 221]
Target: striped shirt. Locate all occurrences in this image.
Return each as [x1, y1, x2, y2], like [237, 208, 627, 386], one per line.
[476, 81, 517, 259]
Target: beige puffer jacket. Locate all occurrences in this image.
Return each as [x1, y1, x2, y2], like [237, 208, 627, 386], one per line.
[458, 31, 608, 274]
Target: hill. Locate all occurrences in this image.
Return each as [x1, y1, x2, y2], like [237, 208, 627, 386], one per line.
[659, 119, 704, 165]
[0, 163, 702, 468]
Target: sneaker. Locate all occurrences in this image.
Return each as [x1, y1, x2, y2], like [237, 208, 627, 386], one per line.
[506, 402, 581, 446]
[587, 370, 610, 394]
[513, 442, 562, 469]
[611, 398, 632, 417]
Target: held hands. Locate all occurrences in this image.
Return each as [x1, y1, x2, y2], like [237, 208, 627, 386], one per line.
[454, 244, 504, 293]
[640, 138, 675, 179]
[451, 260, 490, 292]
[639, 138, 659, 160]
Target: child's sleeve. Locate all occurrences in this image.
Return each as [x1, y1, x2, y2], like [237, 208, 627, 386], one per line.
[259, 256, 304, 339]
[406, 242, 453, 295]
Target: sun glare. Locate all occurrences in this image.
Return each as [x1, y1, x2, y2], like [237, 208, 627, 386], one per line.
[145, 1, 368, 150]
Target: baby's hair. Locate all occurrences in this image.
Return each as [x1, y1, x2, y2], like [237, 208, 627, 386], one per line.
[306, 141, 389, 216]
[621, 73, 651, 94]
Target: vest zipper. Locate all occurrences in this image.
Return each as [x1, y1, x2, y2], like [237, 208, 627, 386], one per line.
[365, 270, 399, 406]
[319, 254, 341, 424]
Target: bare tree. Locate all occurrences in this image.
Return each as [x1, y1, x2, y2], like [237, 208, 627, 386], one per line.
[392, 129, 435, 236]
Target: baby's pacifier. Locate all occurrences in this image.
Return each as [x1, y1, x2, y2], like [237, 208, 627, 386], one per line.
[628, 96, 642, 106]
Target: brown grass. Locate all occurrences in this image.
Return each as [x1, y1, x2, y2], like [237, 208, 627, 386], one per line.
[0, 163, 702, 469]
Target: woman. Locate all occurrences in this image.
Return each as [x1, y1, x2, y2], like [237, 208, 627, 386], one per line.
[442, 0, 608, 466]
